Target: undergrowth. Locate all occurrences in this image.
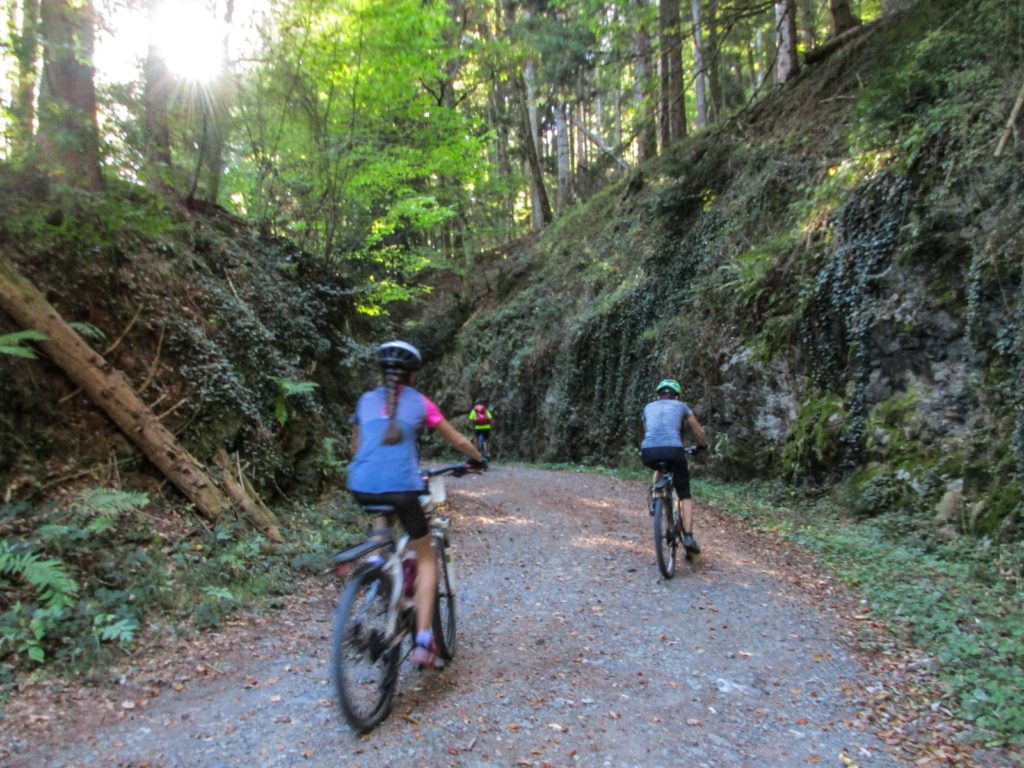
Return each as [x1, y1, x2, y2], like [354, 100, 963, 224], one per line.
[693, 477, 1024, 749]
[0, 488, 366, 698]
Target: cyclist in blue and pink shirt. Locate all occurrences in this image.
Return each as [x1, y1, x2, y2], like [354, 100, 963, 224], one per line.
[347, 340, 485, 668]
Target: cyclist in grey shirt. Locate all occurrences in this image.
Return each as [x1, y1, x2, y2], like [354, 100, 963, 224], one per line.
[641, 379, 709, 553]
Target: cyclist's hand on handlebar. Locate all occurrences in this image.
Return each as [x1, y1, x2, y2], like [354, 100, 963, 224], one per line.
[465, 458, 488, 472]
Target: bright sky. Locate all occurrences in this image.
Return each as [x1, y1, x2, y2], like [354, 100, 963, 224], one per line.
[95, 0, 272, 84]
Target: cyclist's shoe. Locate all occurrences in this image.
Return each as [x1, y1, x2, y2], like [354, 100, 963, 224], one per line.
[411, 634, 444, 670]
[683, 533, 701, 555]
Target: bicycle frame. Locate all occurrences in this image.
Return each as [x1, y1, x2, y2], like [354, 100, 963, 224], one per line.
[335, 472, 454, 627]
[331, 462, 470, 732]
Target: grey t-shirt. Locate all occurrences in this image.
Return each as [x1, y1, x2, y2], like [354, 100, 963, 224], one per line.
[641, 399, 693, 449]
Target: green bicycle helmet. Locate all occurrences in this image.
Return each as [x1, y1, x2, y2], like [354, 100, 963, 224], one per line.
[656, 378, 682, 396]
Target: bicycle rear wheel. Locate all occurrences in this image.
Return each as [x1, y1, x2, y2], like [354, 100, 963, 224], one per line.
[332, 568, 401, 732]
[653, 495, 677, 579]
[432, 534, 457, 660]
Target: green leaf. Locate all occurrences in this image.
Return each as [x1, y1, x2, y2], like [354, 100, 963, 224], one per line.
[68, 322, 108, 343]
[0, 330, 49, 359]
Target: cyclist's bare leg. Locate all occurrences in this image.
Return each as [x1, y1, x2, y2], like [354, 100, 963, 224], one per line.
[409, 534, 437, 634]
[680, 498, 695, 534]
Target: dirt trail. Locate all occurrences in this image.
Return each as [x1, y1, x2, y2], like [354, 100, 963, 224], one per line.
[0, 465, 997, 767]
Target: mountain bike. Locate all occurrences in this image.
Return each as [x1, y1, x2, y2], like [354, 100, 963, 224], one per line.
[648, 446, 699, 579]
[331, 463, 473, 732]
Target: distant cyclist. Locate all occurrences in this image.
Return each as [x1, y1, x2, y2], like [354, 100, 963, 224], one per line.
[347, 340, 485, 668]
[467, 398, 493, 461]
[640, 379, 709, 554]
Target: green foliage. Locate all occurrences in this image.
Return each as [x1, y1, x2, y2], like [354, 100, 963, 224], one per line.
[72, 488, 150, 536]
[0, 541, 79, 663]
[696, 478, 1024, 747]
[0, 484, 368, 681]
[273, 379, 319, 427]
[228, 0, 490, 271]
[781, 392, 846, 481]
[68, 322, 107, 344]
[318, 437, 348, 482]
[0, 330, 48, 359]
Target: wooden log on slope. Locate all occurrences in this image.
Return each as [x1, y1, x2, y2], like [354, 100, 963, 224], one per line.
[0, 254, 284, 542]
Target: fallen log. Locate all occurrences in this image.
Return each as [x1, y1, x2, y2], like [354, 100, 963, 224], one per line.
[213, 449, 284, 542]
[804, 20, 875, 65]
[0, 254, 284, 542]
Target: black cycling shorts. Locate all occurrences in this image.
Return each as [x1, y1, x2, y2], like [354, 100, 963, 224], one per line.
[351, 490, 429, 540]
[640, 446, 691, 500]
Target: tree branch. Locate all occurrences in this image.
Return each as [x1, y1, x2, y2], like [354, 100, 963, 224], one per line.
[995, 73, 1024, 157]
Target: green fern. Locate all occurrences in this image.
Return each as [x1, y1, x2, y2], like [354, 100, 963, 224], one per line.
[72, 488, 150, 535]
[273, 378, 319, 426]
[201, 586, 236, 602]
[92, 613, 138, 645]
[0, 330, 48, 359]
[0, 543, 79, 610]
[68, 321, 108, 343]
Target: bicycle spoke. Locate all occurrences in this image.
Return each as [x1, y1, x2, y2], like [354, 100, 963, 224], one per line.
[653, 496, 676, 579]
[333, 570, 401, 732]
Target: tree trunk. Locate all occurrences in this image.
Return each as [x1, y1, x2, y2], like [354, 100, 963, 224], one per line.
[488, 81, 515, 239]
[37, 0, 102, 190]
[706, 0, 721, 122]
[828, 0, 860, 37]
[481, 6, 514, 240]
[633, 0, 658, 161]
[202, 0, 235, 204]
[554, 105, 572, 211]
[774, 0, 800, 84]
[523, 57, 547, 230]
[9, 0, 42, 162]
[690, 0, 708, 130]
[0, 255, 285, 542]
[797, 0, 818, 51]
[659, 0, 686, 143]
[212, 450, 284, 542]
[143, 45, 173, 173]
[517, 66, 552, 229]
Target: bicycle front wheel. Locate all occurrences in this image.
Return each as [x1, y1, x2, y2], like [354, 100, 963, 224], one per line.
[332, 568, 401, 732]
[653, 496, 677, 579]
[432, 534, 457, 660]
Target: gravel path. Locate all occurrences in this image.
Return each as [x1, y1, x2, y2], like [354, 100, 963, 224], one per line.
[1, 464, 983, 767]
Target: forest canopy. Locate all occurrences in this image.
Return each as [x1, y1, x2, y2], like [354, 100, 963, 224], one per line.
[2, 0, 881, 288]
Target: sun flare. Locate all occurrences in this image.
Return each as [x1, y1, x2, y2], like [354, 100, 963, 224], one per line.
[150, 1, 227, 83]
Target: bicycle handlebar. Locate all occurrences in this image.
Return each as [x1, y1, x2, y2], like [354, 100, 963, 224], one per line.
[423, 461, 486, 479]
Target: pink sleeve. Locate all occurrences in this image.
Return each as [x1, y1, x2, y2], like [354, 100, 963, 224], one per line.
[422, 395, 445, 428]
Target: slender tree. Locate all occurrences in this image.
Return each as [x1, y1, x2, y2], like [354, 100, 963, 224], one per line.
[554, 104, 572, 211]
[201, 0, 235, 204]
[37, 0, 102, 190]
[774, 0, 799, 84]
[705, 0, 722, 122]
[143, 44, 173, 172]
[8, 0, 42, 161]
[828, 0, 860, 37]
[691, 0, 708, 130]
[659, 0, 686, 145]
[633, 0, 658, 161]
